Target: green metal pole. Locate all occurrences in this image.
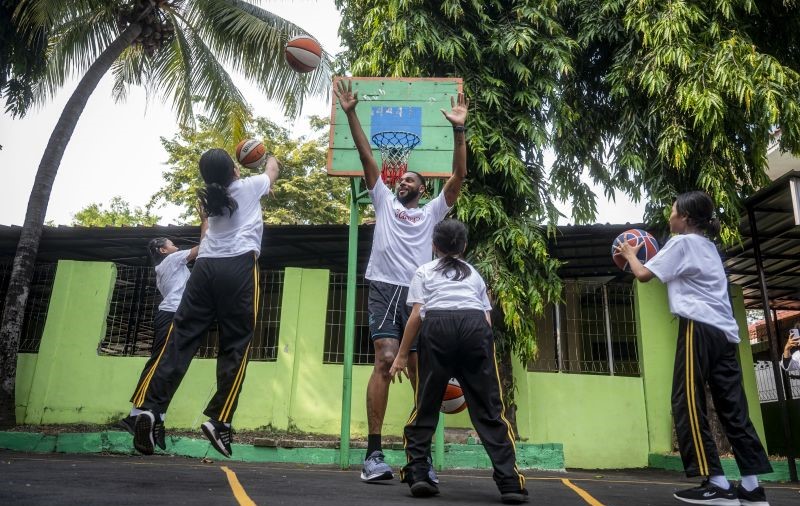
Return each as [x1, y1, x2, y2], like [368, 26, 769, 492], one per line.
[339, 178, 360, 469]
[434, 413, 445, 471]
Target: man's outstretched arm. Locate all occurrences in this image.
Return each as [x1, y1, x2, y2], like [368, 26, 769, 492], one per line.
[334, 79, 380, 190]
[441, 92, 469, 207]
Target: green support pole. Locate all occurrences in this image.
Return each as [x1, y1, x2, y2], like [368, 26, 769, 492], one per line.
[339, 178, 361, 469]
[434, 413, 445, 471]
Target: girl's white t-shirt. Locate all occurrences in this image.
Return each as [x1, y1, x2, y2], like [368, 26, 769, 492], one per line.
[366, 178, 451, 287]
[199, 174, 271, 258]
[407, 258, 491, 318]
[155, 249, 192, 312]
[645, 233, 741, 343]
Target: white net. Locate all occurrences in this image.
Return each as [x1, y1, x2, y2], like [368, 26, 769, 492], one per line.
[371, 131, 421, 187]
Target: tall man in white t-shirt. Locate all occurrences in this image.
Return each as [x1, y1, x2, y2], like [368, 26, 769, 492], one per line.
[334, 79, 468, 482]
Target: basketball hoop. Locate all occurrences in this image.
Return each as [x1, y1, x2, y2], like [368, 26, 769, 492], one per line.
[371, 131, 421, 187]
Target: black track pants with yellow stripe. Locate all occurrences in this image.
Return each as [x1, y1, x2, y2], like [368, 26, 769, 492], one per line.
[129, 309, 174, 404]
[135, 252, 260, 424]
[402, 309, 525, 493]
[672, 318, 772, 477]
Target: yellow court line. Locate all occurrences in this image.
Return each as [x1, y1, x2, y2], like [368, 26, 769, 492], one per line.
[561, 478, 605, 506]
[221, 466, 257, 506]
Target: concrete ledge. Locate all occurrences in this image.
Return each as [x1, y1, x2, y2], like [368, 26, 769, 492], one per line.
[648, 454, 797, 482]
[0, 431, 565, 471]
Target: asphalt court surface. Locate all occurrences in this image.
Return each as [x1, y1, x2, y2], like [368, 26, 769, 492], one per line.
[1, 450, 799, 505]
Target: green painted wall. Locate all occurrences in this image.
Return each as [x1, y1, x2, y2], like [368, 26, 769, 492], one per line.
[634, 279, 678, 455]
[514, 366, 649, 469]
[16, 260, 766, 470]
[14, 261, 471, 436]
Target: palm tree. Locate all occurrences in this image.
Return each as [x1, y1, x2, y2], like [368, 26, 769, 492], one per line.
[0, 0, 332, 428]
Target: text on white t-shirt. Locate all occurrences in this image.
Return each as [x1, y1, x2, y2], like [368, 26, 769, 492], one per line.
[366, 178, 451, 287]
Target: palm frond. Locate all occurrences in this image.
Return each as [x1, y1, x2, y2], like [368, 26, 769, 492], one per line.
[33, 8, 119, 104]
[186, 0, 332, 117]
[110, 44, 146, 103]
[150, 12, 251, 142]
[14, 0, 113, 34]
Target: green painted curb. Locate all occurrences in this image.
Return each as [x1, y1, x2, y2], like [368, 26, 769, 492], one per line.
[648, 454, 798, 482]
[0, 431, 565, 471]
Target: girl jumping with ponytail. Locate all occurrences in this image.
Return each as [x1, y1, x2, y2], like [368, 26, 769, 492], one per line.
[132, 147, 279, 459]
[389, 219, 528, 504]
[616, 191, 772, 506]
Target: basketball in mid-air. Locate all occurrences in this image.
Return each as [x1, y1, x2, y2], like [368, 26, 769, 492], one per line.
[284, 35, 322, 73]
[611, 229, 660, 272]
[440, 378, 467, 414]
[235, 139, 267, 169]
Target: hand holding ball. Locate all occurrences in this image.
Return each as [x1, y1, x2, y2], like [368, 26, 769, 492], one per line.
[235, 139, 267, 169]
[611, 229, 659, 272]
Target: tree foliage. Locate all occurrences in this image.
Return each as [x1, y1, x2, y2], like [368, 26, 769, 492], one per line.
[337, 0, 800, 363]
[0, 0, 48, 117]
[556, 0, 800, 243]
[72, 196, 159, 226]
[151, 115, 353, 225]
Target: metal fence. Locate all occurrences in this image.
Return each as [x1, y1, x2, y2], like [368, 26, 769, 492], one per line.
[528, 280, 640, 376]
[323, 273, 374, 365]
[0, 262, 57, 353]
[99, 264, 283, 361]
[754, 360, 800, 403]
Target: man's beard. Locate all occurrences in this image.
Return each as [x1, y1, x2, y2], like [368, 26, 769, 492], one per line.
[397, 187, 420, 206]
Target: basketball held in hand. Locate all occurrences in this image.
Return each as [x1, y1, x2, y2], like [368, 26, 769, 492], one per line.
[440, 378, 467, 414]
[611, 229, 659, 272]
[285, 35, 322, 73]
[235, 139, 267, 169]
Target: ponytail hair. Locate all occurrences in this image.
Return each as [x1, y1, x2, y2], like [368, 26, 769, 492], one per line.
[675, 191, 721, 239]
[197, 148, 238, 217]
[148, 237, 170, 266]
[432, 219, 471, 281]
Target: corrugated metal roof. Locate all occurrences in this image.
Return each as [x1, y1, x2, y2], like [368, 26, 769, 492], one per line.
[723, 170, 800, 309]
[0, 222, 647, 278]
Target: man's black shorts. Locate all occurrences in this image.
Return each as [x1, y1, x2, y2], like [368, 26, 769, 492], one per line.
[368, 280, 411, 341]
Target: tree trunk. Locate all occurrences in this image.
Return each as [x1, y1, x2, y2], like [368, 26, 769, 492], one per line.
[0, 23, 142, 429]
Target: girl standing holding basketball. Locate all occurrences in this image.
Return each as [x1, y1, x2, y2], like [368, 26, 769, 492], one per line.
[389, 219, 528, 504]
[616, 191, 772, 506]
[132, 148, 279, 458]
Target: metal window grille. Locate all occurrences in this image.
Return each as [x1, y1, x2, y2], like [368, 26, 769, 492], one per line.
[323, 273, 374, 364]
[100, 264, 282, 361]
[0, 262, 57, 353]
[528, 280, 640, 376]
[754, 360, 800, 403]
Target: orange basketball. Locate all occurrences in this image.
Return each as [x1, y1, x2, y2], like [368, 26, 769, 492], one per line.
[284, 35, 322, 73]
[440, 378, 467, 414]
[235, 139, 267, 169]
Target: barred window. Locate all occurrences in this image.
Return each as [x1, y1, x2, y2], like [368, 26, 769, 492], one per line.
[0, 262, 57, 353]
[528, 280, 640, 376]
[100, 264, 282, 361]
[323, 273, 374, 364]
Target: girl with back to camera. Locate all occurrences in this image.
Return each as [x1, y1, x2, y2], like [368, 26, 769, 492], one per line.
[616, 191, 772, 506]
[132, 147, 279, 458]
[389, 219, 528, 504]
[118, 213, 207, 449]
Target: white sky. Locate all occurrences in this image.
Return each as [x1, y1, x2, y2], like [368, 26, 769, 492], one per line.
[0, 0, 645, 227]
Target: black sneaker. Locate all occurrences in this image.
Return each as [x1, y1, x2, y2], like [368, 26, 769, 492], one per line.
[201, 420, 232, 458]
[117, 415, 136, 435]
[153, 418, 166, 451]
[673, 480, 739, 505]
[736, 483, 770, 506]
[501, 488, 530, 504]
[410, 480, 440, 497]
[133, 411, 156, 455]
